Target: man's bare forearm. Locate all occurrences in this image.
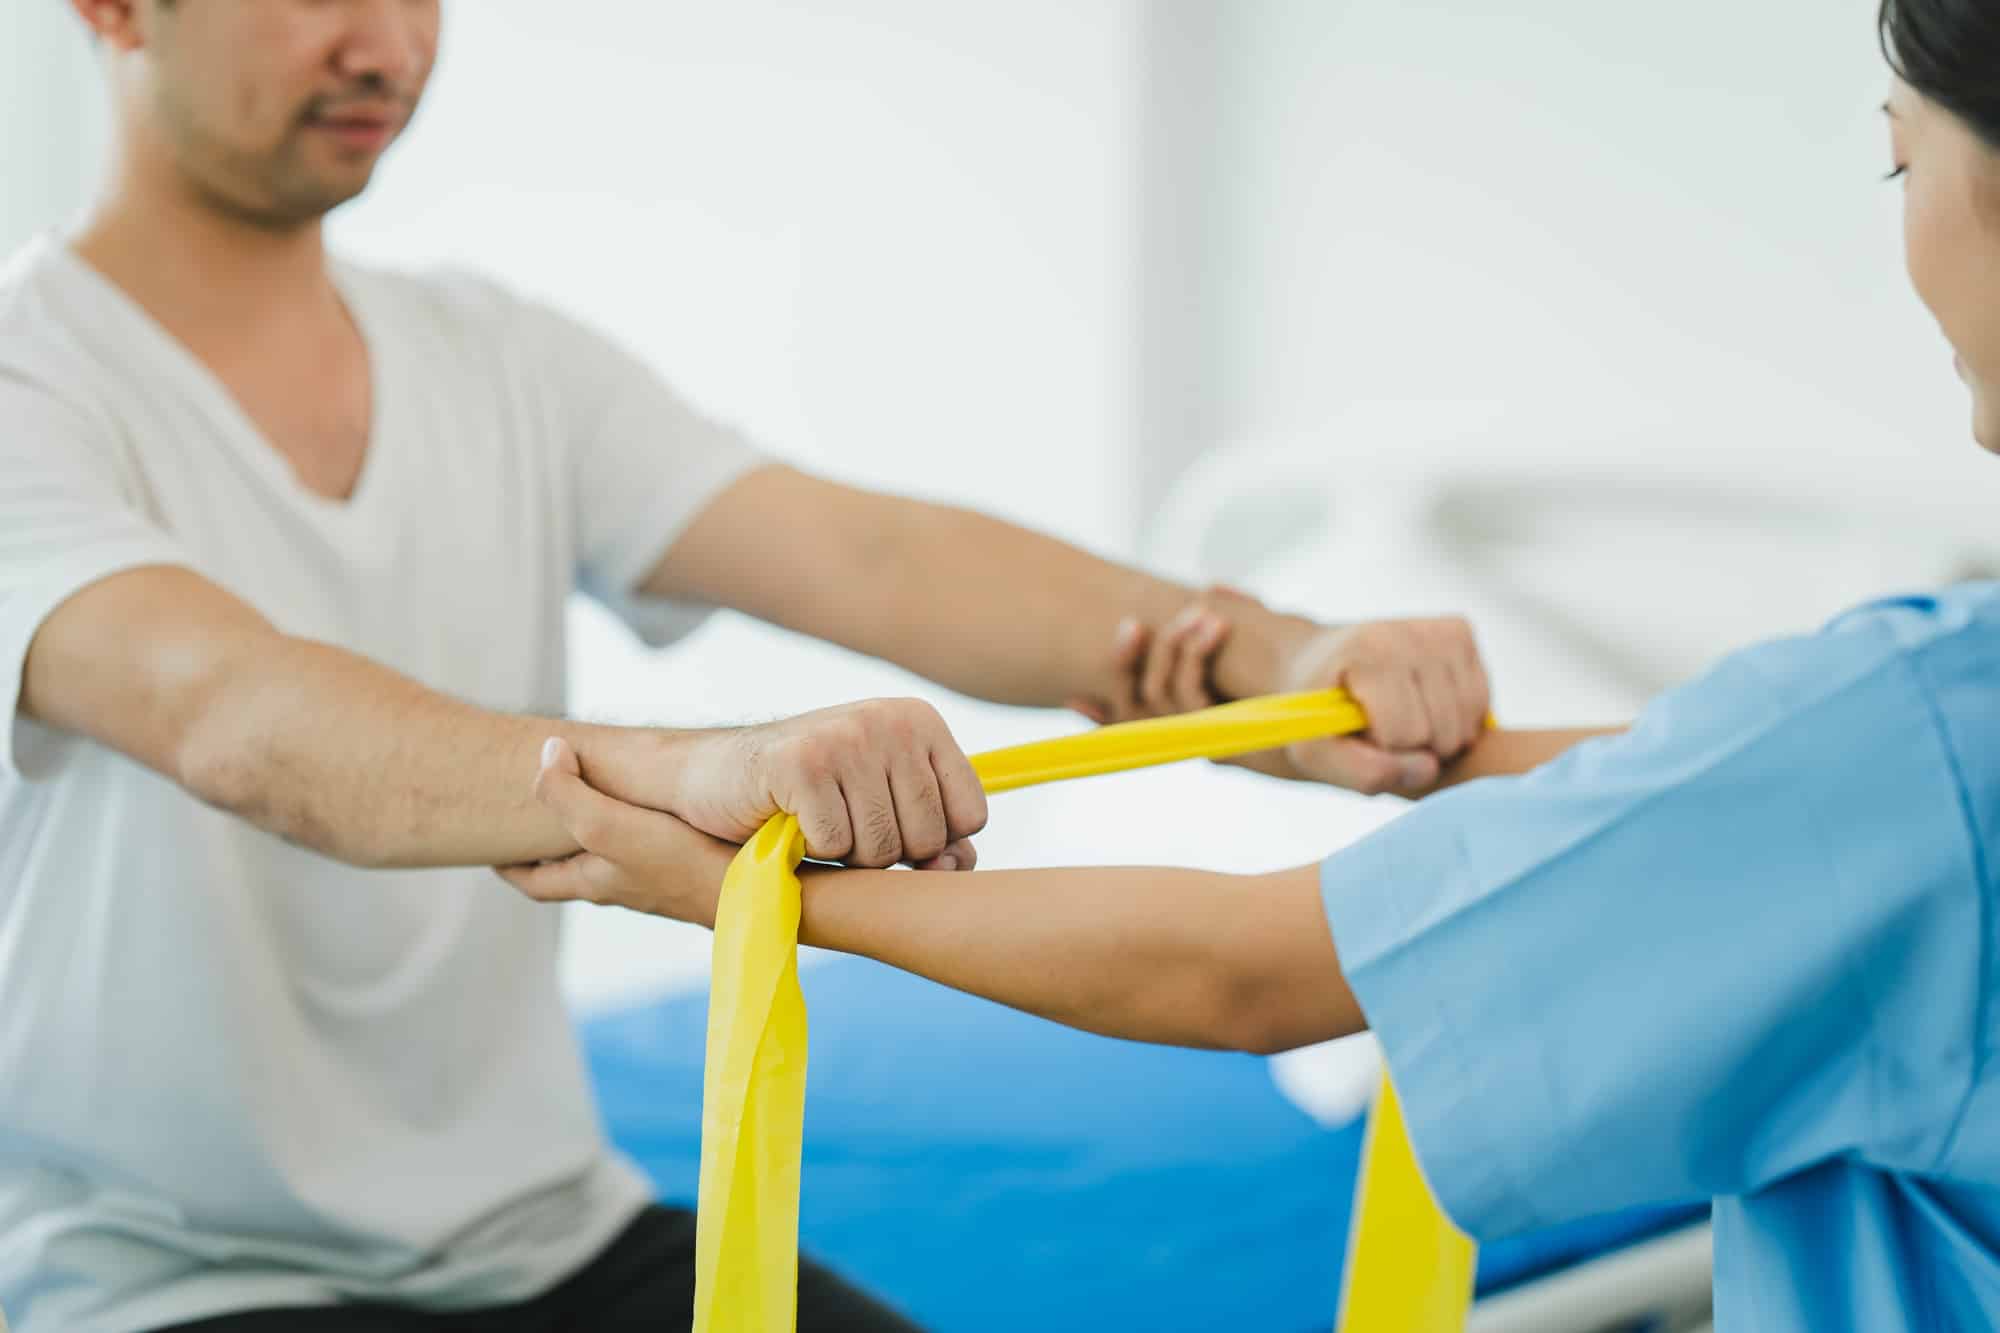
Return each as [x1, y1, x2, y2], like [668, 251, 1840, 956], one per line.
[176, 635, 691, 868]
[797, 860, 1359, 1054]
[850, 498, 1316, 707]
[22, 565, 695, 870]
[649, 467, 1316, 711]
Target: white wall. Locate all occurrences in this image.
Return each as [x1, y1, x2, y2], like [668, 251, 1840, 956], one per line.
[0, 2, 106, 255]
[1137, 0, 1985, 499]
[331, 0, 1144, 551]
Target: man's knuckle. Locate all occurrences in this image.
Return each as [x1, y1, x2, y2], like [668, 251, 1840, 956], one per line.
[859, 701, 905, 739]
[773, 735, 820, 782]
[954, 791, 990, 837]
[857, 807, 901, 865]
[1344, 656, 1386, 686]
[864, 804, 900, 842]
[809, 811, 852, 855]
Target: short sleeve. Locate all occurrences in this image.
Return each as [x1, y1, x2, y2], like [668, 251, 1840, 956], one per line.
[1319, 603, 1988, 1240]
[523, 301, 772, 647]
[0, 376, 194, 779]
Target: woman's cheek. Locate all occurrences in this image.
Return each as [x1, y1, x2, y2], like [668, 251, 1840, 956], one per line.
[1909, 179, 1989, 363]
[1903, 180, 1953, 334]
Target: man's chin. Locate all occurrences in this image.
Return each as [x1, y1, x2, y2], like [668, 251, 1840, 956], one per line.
[275, 140, 390, 214]
[266, 172, 376, 225]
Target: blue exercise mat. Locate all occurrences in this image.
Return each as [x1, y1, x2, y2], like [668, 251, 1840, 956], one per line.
[583, 957, 1702, 1331]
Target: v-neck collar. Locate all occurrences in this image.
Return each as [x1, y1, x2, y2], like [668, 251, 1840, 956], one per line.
[44, 233, 397, 530]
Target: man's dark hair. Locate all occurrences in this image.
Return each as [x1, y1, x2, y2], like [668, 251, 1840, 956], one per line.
[1881, 0, 2000, 149]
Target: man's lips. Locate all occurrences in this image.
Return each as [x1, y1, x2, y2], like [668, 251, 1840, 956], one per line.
[305, 106, 403, 151]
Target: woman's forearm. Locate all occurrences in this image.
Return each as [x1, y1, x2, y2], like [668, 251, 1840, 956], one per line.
[798, 861, 1362, 1054]
[1433, 727, 1623, 790]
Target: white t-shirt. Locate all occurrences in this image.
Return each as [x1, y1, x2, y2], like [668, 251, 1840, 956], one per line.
[0, 235, 767, 1333]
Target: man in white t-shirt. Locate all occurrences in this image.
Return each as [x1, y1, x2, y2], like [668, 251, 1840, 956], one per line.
[0, 4, 1492, 1331]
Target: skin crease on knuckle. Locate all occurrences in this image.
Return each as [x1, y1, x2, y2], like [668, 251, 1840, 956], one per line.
[907, 789, 946, 858]
[808, 810, 851, 858]
[856, 802, 903, 867]
[910, 774, 945, 823]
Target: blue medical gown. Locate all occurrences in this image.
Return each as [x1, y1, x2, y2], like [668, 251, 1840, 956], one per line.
[1320, 586, 2000, 1330]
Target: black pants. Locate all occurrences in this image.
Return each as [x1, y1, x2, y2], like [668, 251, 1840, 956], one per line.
[160, 1205, 922, 1332]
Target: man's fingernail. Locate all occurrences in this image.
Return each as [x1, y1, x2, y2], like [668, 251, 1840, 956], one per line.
[540, 737, 561, 768]
[1398, 755, 1432, 788]
[1117, 617, 1142, 644]
[937, 854, 959, 872]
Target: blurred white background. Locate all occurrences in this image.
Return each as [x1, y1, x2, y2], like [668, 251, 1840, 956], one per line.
[10, 0, 1998, 1018]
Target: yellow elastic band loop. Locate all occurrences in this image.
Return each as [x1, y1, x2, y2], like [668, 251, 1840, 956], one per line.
[971, 690, 1369, 794]
[1337, 1075, 1477, 1331]
[693, 689, 1473, 1332]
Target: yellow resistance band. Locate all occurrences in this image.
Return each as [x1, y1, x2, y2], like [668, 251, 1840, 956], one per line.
[691, 689, 1474, 1332]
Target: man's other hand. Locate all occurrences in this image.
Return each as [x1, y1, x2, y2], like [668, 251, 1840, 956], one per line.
[1070, 594, 1489, 796]
[672, 699, 986, 869]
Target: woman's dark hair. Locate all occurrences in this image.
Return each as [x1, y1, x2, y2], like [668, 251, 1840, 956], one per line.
[1881, 0, 2000, 149]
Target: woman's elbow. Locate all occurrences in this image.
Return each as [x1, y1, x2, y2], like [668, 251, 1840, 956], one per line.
[1225, 1007, 1314, 1058]
[1217, 971, 1363, 1056]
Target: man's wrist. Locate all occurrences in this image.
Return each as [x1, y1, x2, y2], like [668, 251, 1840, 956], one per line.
[1206, 586, 1320, 702]
[565, 721, 707, 818]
